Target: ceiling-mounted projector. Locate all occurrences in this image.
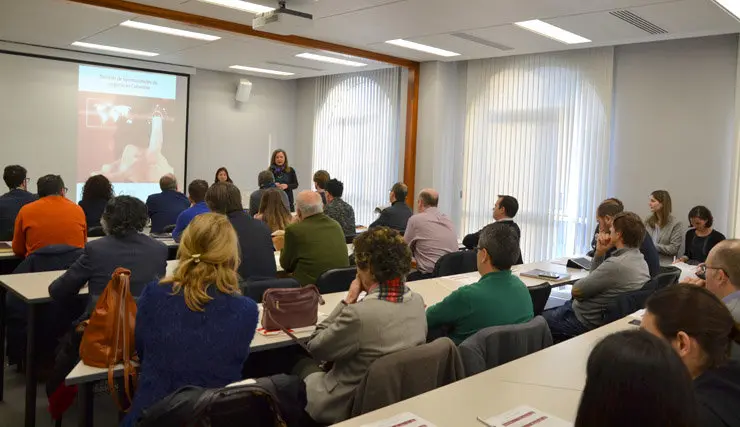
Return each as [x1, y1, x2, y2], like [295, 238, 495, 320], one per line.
[253, 0, 313, 35]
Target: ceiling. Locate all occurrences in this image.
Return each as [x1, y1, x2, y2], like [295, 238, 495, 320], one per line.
[0, 0, 738, 80]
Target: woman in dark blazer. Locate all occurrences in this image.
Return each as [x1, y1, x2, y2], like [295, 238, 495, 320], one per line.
[269, 149, 298, 211]
[677, 206, 725, 264]
[78, 174, 114, 228]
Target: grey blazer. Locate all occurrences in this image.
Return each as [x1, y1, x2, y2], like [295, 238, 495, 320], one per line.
[304, 288, 427, 424]
[726, 296, 740, 362]
[646, 215, 684, 264]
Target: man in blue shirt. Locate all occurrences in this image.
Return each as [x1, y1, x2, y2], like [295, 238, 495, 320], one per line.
[172, 179, 210, 242]
[146, 174, 190, 234]
[0, 165, 37, 241]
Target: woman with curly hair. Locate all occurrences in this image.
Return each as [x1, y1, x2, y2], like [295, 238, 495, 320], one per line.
[79, 174, 114, 228]
[299, 226, 427, 425]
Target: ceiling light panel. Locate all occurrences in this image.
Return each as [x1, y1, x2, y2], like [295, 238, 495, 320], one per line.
[120, 21, 221, 41]
[514, 20, 591, 44]
[71, 42, 159, 57]
[229, 65, 294, 76]
[196, 0, 274, 14]
[713, 0, 740, 21]
[385, 39, 460, 57]
[295, 53, 367, 67]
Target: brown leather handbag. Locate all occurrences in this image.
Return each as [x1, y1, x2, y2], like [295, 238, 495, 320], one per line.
[261, 285, 324, 331]
[79, 267, 138, 410]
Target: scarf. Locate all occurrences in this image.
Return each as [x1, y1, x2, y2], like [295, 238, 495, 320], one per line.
[377, 277, 408, 303]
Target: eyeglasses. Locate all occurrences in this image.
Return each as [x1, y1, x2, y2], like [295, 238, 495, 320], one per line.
[24, 178, 30, 184]
[63, 187, 69, 193]
[699, 264, 726, 277]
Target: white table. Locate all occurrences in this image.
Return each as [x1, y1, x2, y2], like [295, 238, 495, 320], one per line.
[435, 261, 588, 292]
[275, 244, 354, 273]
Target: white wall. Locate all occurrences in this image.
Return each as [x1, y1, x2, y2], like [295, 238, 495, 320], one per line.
[186, 70, 297, 194]
[610, 35, 738, 234]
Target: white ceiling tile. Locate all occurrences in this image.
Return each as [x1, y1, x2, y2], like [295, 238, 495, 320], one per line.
[83, 26, 213, 55]
[629, 0, 740, 33]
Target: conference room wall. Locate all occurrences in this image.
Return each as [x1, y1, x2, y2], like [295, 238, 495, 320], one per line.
[609, 35, 738, 236]
[186, 70, 297, 196]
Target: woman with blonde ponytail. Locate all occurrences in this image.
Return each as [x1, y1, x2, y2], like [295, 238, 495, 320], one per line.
[122, 213, 259, 427]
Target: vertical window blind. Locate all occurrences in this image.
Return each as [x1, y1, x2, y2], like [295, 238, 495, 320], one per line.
[461, 48, 614, 262]
[312, 68, 402, 227]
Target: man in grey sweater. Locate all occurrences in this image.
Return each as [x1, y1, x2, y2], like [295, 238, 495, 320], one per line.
[544, 212, 649, 338]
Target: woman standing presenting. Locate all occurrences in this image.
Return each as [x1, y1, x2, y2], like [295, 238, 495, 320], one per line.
[269, 149, 298, 211]
[645, 190, 683, 265]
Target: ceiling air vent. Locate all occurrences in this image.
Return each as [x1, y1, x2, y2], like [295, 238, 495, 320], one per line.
[609, 10, 667, 35]
[450, 33, 514, 51]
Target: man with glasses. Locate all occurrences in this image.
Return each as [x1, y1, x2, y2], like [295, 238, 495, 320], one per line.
[0, 165, 37, 241]
[369, 182, 413, 233]
[12, 174, 86, 257]
[687, 240, 740, 323]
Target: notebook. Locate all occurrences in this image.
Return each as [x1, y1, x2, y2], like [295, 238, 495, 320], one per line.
[566, 257, 591, 270]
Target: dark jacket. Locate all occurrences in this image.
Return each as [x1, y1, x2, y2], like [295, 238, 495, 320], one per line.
[0, 189, 37, 241]
[13, 244, 83, 274]
[694, 361, 740, 427]
[684, 229, 725, 264]
[146, 190, 190, 233]
[248, 185, 290, 217]
[280, 213, 349, 285]
[48, 232, 168, 314]
[227, 211, 277, 281]
[78, 198, 109, 229]
[463, 220, 523, 264]
[270, 166, 298, 211]
[588, 225, 660, 278]
[369, 201, 413, 233]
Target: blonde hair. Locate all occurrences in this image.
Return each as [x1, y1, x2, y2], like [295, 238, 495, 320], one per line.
[160, 213, 241, 311]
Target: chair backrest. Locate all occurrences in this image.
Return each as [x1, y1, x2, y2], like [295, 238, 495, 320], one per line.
[241, 278, 300, 303]
[642, 267, 681, 292]
[88, 226, 106, 237]
[527, 283, 551, 316]
[162, 224, 176, 233]
[432, 250, 477, 277]
[351, 337, 463, 417]
[458, 316, 553, 377]
[315, 267, 357, 294]
[602, 289, 654, 324]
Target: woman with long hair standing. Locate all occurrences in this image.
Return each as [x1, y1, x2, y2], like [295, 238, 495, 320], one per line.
[121, 213, 258, 427]
[255, 188, 293, 233]
[269, 149, 298, 211]
[645, 190, 683, 264]
[79, 174, 114, 228]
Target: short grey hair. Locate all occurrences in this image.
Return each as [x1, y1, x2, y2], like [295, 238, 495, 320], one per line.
[297, 193, 323, 217]
[258, 170, 275, 187]
[479, 222, 520, 270]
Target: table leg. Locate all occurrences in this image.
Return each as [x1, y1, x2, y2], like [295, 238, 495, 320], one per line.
[24, 304, 37, 427]
[78, 382, 93, 427]
[0, 286, 6, 402]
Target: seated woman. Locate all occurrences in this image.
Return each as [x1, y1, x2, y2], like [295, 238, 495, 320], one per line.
[121, 213, 259, 427]
[642, 284, 740, 427]
[677, 206, 725, 264]
[575, 329, 697, 427]
[78, 174, 114, 229]
[645, 190, 684, 264]
[255, 188, 293, 232]
[49, 196, 167, 315]
[300, 227, 427, 424]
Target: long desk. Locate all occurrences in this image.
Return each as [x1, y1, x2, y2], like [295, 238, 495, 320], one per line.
[275, 244, 354, 273]
[332, 317, 636, 427]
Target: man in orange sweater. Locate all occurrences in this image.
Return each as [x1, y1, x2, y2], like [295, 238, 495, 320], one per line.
[12, 174, 87, 258]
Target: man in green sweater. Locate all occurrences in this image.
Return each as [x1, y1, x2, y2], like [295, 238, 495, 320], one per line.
[426, 222, 534, 345]
[280, 190, 350, 285]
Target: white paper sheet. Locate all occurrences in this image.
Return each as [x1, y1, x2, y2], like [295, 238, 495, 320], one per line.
[481, 405, 572, 427]
[361, 412, 437, 427]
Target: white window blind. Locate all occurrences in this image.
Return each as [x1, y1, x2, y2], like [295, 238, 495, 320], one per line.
[312, 68, 402, 227]
[462, 48, 614, 262]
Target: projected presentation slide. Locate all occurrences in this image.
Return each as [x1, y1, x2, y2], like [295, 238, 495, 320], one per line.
[76, 65, 184, 202]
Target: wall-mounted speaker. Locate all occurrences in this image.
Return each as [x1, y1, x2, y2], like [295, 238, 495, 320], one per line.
[235, 79, 253, 103]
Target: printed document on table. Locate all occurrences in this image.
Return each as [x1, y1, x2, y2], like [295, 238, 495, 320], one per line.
[361, 412, 437, 427]
[480, 405, 572, 427]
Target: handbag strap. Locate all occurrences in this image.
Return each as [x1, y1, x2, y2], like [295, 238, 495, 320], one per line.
[107, 273, 136, 412]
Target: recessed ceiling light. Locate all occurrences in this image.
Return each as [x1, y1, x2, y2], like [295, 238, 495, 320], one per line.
[71, 42, 159, 57]
[295, 53, 366, 67]
[197, 0, 274, 14]
[713, 0, 740, 21]
[120, 21, 221, 41]
[514, 20, 591, 44]
[384, 39, 460, 57]
[229, 65, 295, 76]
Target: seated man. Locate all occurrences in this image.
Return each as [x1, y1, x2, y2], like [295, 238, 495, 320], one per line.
[426, 222, 534, 344]
[249, 170, 289, 216]
[12, 174, 86, 258]
[590, 198, 660, 277]
[404, 189, 458, 280]
[280, 191, 349, 285]
[462, 194, 523, 264]
[146, 174, 190, 233]
[313, 170, 330, 205]
[370, 182, 413, 233]
[172, 179, 210, 242]
[206, 182, 276, 280]
[0, 165, 37, 241]
[323, 179, 356, 236]
[544, 212, 650, 338]
[49, 196, 168, 315]
[687, 239, 740, 322]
